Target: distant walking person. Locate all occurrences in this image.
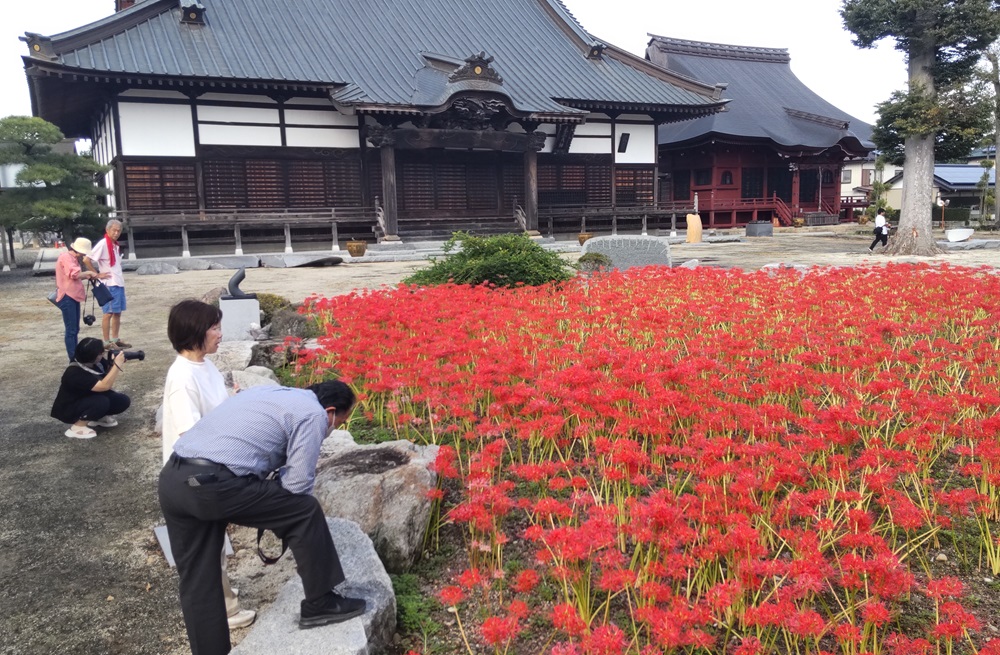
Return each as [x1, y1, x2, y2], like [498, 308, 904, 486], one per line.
[53, 237, 108, 361]
[88, 219, 131, 349]
[869, 208, 889, 252]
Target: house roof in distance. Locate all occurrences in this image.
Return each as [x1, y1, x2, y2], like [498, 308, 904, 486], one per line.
[647, 35, 874, 156]
[885, 164, 995, 191]
[23, 0, 727, 129]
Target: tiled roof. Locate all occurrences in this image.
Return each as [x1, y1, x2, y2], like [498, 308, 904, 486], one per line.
[25, 0, 727, 119]
[647, 35, 873, 154]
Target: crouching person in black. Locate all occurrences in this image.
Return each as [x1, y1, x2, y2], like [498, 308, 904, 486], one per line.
[51, 337, 131, 439]
[158, 381, 365, 655]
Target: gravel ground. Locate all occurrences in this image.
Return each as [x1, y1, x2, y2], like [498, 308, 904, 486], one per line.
[0, 228, 996, 655]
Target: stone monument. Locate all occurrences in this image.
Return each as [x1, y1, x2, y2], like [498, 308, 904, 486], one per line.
[220, 267, 261, 342]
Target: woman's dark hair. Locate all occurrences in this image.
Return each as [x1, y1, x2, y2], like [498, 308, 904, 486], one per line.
[167, 299, 223, 353]
[74, 337, 106, 364]
[307, 381, 356, 413]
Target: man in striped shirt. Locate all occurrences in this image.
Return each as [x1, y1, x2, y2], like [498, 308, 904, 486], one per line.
[159, 381, 365, 655]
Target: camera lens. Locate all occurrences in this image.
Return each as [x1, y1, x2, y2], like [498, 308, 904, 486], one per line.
[123, 350, 145, 362]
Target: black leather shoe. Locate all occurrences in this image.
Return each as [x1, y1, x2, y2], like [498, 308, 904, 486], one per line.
[299, 591, 366, 628]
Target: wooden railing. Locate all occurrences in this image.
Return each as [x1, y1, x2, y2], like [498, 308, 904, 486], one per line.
[772, 196, 793, 225]
[113, 206, 377, 228]
[537, 203, 695, 235]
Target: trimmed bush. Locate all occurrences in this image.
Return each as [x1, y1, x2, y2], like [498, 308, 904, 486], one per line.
[403, 232, 574, 288]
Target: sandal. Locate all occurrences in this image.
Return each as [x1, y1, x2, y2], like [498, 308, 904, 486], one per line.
[65, 425, 98, 439]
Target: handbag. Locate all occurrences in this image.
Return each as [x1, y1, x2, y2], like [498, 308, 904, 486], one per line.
[90, 279, 114, 306]
[47, 290, 59, 306]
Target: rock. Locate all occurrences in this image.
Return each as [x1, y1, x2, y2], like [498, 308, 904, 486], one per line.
[260, 254, 344, 268]
[201, 286, 228, 305]
[249, 341, 290, 370]
[231, 518, 395, 655]
[268, 308, 309, 339]
[208, 341, 254, 374]
[581, 235, 672, 270]
[137, 262, 180, 275]
[314, 433, 439, 573]
[244, 366, 278, 382]
[935, 553, 948, 563]
[231, 369, 280, 390]
[678, 259, 699, 269]
[176, 258, 213, 271]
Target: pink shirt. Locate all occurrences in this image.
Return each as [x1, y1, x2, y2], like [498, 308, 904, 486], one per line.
[55, 250, 87, 302]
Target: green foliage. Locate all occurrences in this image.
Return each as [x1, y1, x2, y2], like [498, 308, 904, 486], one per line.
[0, 115, 111, 238]
[576, 251, 613, 272]
[255, 292, 292, 326]
[842, 0, 1000, 87]
[403, 232, 574, 288]
[391, 573, 442, 636]
[872, 82, 992, 165]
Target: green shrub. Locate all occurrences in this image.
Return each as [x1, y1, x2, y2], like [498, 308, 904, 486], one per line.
[255, 292, 292, 326]
[403, 232, 574, 287]
[576, 251, 612, 272]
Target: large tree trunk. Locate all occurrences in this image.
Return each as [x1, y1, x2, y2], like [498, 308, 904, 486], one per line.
[988, 47, 1000, 224]
[887, 44, 942, 255]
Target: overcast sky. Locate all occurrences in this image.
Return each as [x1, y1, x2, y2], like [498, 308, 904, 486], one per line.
[3, 0, 908, 126]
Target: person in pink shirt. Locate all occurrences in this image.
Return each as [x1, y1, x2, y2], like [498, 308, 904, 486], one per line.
[54, 238, 108, 361]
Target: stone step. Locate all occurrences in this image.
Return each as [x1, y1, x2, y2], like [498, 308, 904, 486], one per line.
[231, 518, 395, 655]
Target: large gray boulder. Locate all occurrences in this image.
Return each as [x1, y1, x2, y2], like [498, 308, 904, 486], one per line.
[231, 518, 395, 655]
[208, 341, 255, 374]
[137, 262, 180, 275]
[581, 235, 672, 270]
[313, 432, 439, 573]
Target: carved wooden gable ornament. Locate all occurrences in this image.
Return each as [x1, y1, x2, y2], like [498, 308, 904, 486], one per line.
[448, 52, 504, 86]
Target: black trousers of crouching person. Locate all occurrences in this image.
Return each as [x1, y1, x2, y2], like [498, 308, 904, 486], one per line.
[67, 390, 131, 423]
[158, 454, 345, 655]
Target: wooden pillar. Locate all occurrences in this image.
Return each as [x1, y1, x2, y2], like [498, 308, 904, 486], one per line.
[126, 225, 137, 260]
[284, 223, 293, 254]
[791, 166, 800, 218]
[524, 149, 538, 232]
[331, 213, 340, 251]
[180, 225, 190, 258]
[380, 145, 399, 237]
[234, 224, 243, 255]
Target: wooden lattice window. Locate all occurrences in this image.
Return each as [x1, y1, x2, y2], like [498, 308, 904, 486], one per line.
[538, 157, 611, 206]
[615, 168, 654, 206]
[204, 156, 363, 209]
[123, 162, 198, 211]
[673, 169, 691, 201]
[741, 167, 764, 199]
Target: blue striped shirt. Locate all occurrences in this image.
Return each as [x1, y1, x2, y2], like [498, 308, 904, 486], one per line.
[173, 386, 329, 495]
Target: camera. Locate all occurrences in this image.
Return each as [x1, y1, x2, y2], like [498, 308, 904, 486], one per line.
[107, 349, 145, 362]
[83, 314, 96, 326]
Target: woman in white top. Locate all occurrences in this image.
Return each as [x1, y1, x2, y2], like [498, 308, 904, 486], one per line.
[162, 299, 256, 630]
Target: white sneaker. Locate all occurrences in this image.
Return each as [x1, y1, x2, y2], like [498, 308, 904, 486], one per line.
[65, 426, 98, 439]
[228, 609, 257, 630]
[88, 416, 119, 428]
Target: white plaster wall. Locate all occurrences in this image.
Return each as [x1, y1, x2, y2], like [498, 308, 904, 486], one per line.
[569, 136, 610, 155]
[574, 122, 611, 136]
[285, 127, 359, 148]
[119, 89, 189, 99]
[198, 124, 282, 147]
[118, 103, 195, 157]
[197, 92, 277, 104]
[614, 123, 656, 165]
[104, 169, 117, 210]
[284, 109, 357, 127]
[197, 105, 280, 124]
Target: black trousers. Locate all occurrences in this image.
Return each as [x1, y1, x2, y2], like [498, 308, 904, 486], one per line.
[158, 455, 345, 655]
[870, 231, 888, 249]
[67, 390, 131, 423]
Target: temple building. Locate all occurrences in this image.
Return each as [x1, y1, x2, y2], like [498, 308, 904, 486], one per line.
[21, 0, 727, 252]
[647, 36, 874, 227]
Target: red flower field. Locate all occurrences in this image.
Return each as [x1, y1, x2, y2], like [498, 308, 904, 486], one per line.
[293, 263, 1000, 655]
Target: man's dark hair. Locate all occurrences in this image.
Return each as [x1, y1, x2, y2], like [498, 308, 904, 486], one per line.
[74, 337, 105, 364]
[167, 300, 223, 353]
[307, 381, 356, 412]
[877, 208, 886, 215]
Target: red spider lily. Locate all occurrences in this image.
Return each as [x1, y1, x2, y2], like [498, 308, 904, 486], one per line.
[438, 585, 464, 607]
[293, 264, 1000, 654]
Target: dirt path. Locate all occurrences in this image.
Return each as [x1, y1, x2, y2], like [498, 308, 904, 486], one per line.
[0, 234, 996, 654]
